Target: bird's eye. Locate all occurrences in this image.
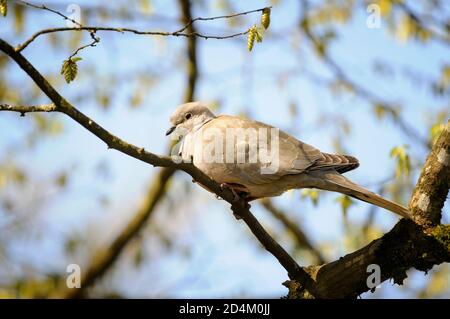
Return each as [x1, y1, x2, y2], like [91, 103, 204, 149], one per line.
[185, 113, 192, 120]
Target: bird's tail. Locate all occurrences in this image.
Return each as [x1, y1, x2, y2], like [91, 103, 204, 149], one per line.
[310, 171, 411, 219]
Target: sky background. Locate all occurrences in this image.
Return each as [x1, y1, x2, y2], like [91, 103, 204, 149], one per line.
[0, 0, 449, 298]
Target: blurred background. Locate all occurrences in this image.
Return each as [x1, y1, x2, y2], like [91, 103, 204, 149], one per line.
[0, 0, 449, 298]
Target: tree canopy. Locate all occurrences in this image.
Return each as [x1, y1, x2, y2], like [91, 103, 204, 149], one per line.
[0, 0, 449, 298]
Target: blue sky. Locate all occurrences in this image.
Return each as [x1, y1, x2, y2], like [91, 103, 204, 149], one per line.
[0, 0, 449, 298]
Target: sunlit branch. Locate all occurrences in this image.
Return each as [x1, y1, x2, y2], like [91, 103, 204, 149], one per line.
[63, 0, 201, 298]
[0, 37, 313, 294]
[0, 103, 56, 115]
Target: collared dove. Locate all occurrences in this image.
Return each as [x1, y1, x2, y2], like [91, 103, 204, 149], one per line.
[166, 102, 410, 219]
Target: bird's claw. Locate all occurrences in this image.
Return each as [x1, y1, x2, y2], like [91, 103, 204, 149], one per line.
[220, 183, 241, 202]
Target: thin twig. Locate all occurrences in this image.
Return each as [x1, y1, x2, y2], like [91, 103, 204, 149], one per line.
[15, 27, 250, 53]
[68, 31, 100, 60]
[64, 0, 201, 298]
[17, 0, 83, 27]
[14, 1, 268, 52]
[16, 0, 100, 58]
[174, 6, 272, 33]
[0, 103, 56, 115]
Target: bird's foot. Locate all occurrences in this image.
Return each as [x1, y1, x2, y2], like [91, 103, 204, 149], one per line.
[220, 183, 247, 202]
[219, 183, 251, 220]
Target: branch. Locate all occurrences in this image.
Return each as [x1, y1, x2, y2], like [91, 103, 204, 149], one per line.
[17, 0, 83, 27]
[410, 121, 450, 227]
[285, 120, 450, 298]
[179, 0, 198, 103]
[286, 219, 450, 298]
[174, 6, 272, 34]
[14, 0, 270, 52]
[15, 26, 250, 52]
[0, 37, 313, 293]
[0, 103, 56, 115]
[67, 31, 100, 60]
[61, 0, 201, 298]
[15, 0, 100, 58]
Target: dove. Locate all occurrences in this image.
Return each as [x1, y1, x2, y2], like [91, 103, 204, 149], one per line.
[166, 102, 410, 219]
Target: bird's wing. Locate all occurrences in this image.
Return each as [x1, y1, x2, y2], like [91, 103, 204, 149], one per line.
[198, 115, 323, 183]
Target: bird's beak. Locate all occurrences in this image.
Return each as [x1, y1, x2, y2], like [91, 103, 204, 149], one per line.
[165, 126, 176, 136]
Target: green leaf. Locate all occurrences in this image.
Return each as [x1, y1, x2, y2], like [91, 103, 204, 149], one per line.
[301, 189, 320, 206]
[314, 42, 326, 57]
[390, 145, 411, 179]
[374, 103, 387, 119]
[13, 3, 25, 33]
[0, 0, 7, 17]
[61, 57, 81, 83]
[335, 195, 354, 217]
[430, 123, 444, 143]
[55, 172, 68, 188]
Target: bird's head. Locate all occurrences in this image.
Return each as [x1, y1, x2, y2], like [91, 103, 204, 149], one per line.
[166, 101, 216, 136]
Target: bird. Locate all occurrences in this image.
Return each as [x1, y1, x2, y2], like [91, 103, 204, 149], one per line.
[166, 101, 410, 219]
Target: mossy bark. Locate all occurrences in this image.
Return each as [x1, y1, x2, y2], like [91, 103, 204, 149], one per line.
[286, 120, 450, 299]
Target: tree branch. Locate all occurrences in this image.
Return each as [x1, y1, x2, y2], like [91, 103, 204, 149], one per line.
[173, 6, 272, 34]
[0, 37, 313, 293]
[285, 121, 450, 298]
[286, 219, 450, 298]
[14, 0, 270, 52]
[179, 0, 198, 103]
[15, 26, 251, 52]
[0, 103, 56, 115]
[61, 0, 202, 298]
[410, 121, 450, 227]
[15, 0, 100, 58]
[17, 0, 83, 26]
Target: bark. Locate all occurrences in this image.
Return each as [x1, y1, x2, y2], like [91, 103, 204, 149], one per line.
[285, 120, 450, 298]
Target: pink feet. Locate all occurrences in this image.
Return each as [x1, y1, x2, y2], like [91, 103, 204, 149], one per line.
[219, 183, 250, 220]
